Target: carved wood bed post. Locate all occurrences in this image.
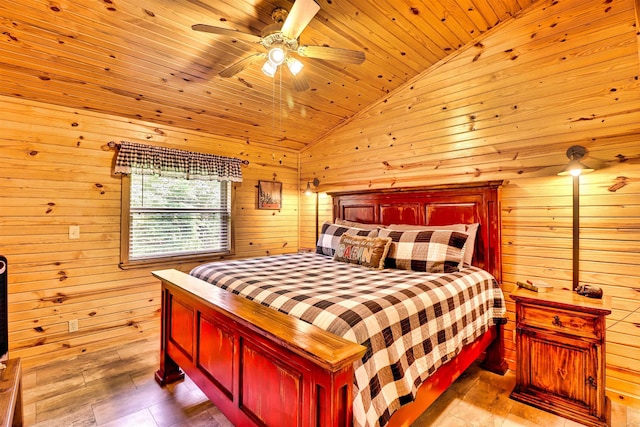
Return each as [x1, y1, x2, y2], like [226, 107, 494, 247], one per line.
[155, 287, 185, 386]
[480, 321, 508, 375]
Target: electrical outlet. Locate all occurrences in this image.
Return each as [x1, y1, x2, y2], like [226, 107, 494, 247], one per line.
[69, 225, 80, 240]
[68, 319, 79, 333]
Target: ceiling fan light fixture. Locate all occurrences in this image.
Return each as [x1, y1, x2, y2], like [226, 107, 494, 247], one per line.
[286, 57, 304, 76]
[192, 0, 365, 88]
[261, 60, 277, 77]
[268, 46, 286, 66]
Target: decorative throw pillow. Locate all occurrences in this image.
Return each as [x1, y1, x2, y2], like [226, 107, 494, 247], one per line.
[378, 229, 469, 273]
[316, 222, 379, 256]
[333, 235, 392, 269]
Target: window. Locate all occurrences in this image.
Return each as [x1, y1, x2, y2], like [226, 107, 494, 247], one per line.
[113, 141, 243, 268]
[120, 173, 232, 267]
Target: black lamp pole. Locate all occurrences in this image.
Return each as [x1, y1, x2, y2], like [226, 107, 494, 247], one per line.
[572, 175, 580, 291]
[558, 145, 593, 292]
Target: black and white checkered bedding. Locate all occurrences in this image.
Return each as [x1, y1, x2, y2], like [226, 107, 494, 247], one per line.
[190, 252, 506, 427]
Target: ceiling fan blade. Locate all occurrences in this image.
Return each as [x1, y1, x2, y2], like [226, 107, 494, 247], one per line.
[280, 0, 320, 40]
[289, 71, 310, 91]
[298, 45, 366, 64]
[219, 53, 266, 78]
[192, 24, 261, 43]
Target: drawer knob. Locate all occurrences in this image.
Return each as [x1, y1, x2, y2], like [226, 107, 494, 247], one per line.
[552, 315, 563, 327]
[587, 376, 597, 388]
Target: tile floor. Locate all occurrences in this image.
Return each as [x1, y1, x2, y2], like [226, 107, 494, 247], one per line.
[20, 336, 640, 426]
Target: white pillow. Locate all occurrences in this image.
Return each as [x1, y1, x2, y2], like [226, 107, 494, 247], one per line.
[463, 223, 479, 265]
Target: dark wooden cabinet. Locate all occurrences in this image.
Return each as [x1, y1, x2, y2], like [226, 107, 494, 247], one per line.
[510, 288, 611, 427]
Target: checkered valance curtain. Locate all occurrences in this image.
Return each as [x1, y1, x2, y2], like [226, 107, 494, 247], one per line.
[112, 141, 243, 182]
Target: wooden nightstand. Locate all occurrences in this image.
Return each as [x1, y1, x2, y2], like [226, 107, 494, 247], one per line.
[510, 287, 611, 427]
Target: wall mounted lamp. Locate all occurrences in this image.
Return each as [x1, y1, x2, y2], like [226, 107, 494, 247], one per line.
[558, 145, 594, 291]
[304, 177, 320, 196]
[558, 145, 595, 177]
[304, 178, 321, 241]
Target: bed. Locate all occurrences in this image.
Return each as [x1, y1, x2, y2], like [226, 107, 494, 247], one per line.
[153, 181, 507, 427]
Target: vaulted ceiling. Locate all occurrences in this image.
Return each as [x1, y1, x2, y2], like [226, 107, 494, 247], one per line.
[1, 0, 539, 151]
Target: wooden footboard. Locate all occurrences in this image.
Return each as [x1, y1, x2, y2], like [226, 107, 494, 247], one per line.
[153, 269, 506, 427]
[153, 269, 367, 427]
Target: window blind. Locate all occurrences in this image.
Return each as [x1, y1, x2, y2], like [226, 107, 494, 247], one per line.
[129, 174, 231, 260]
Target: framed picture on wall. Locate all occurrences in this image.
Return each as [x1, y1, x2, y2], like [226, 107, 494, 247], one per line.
[258, 180, 282, 210]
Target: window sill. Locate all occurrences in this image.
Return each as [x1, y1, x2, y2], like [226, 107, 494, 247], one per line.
[119, 251, 233, 270]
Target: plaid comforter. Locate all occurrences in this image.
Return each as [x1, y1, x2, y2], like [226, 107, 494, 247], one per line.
[190, 252, 506, 427]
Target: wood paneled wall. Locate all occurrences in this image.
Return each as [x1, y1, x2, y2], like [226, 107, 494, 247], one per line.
[0, 95, 299, 369]
[1, 0, 639, 411]
[301, 0, 640, 406]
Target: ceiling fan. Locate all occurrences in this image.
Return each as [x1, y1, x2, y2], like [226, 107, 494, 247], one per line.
[192, 0, 366, 91]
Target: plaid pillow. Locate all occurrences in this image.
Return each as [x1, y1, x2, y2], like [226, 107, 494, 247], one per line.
[333, 235, 392, 269]
[378, 229, 468, 273]
[316, 222, 379, 256]
[387, 223, 479, 266]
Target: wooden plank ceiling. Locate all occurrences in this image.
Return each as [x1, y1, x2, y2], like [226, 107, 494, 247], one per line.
[1, 0, 538, 151]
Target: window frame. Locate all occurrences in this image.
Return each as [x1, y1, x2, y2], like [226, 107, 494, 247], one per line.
[119, 174, 235, 269]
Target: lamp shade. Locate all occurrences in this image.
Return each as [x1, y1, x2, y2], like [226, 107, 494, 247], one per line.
[267, 46, 286, 66]
[558, 145, 594, 176]
[558, 159, 595, 176]
[261, 60, 277, 77]
[286, 57, 304, 76]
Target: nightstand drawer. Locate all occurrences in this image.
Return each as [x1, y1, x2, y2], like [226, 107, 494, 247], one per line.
[519, 304, 601, 340]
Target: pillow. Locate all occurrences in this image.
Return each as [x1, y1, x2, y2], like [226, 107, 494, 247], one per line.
[334, 219, 384, 230]
[333, 235, 392, 269]
[463, 223, 479, 265]
[387, 223, 479, 266]
[316, 222, 379, 256]
[387, 223, 466, 232]
[378, 228, 469, 273]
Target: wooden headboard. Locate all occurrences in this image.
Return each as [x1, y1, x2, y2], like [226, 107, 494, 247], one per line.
[328, 181, 503, 282]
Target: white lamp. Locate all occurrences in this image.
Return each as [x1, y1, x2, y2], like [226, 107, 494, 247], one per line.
[262, 46, 305, 78]
[267, 46, 286, 66]
[261, 60, 277, 77]
[286, 57, 304, 76]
